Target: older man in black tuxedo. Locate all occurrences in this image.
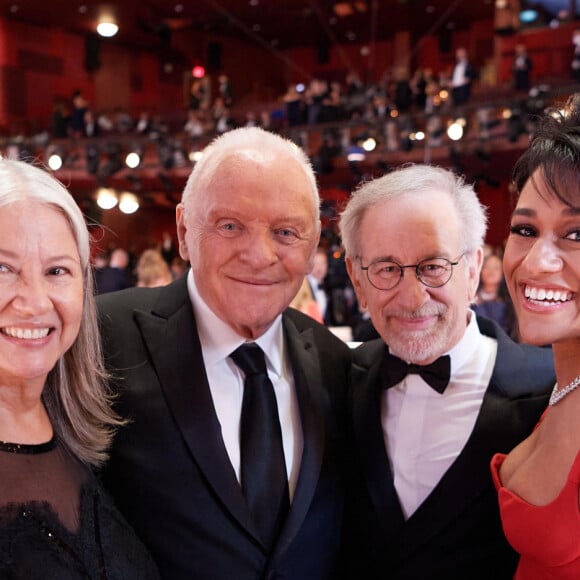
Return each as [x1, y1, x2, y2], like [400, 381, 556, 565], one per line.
[339, 164, 553, 579]
[98, 127, 350, 580]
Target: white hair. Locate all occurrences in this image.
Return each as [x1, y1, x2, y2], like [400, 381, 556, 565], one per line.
[340, 164, 488, 260]
[0, 159, 123, 466]
[181, 127, 320, 219]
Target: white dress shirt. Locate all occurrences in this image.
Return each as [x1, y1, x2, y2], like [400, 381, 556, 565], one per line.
[382, 311, 497, 519]
[187, 271, 304, 499]
[452, 59, 468, 87]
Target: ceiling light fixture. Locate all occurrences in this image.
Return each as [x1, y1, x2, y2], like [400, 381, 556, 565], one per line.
[96, 188, 118, 210]
[447, 120, 464, 141]
[125, 151, 142, 169]
[97, 21, 119, 38]
[48, 152, 64, 171]
[519, 9, 538, 24]
[119, 192, 139, 214]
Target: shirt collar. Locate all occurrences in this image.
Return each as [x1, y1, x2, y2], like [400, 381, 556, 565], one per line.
[186, 270, 285, 377]
[447, 309, 482, 376]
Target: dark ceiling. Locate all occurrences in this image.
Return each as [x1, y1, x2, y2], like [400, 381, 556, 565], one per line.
[0, 0, 495, 54]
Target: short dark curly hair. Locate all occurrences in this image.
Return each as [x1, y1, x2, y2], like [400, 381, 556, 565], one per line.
[512, 93, 580, 206]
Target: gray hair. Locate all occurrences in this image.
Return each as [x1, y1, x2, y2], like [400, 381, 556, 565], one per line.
[181, 126, 320, 220]
[340, 164, 488, 259]
[0, 159, 122, 467]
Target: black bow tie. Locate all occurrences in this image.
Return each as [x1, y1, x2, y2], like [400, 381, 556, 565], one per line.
[381, 350, 451, 394]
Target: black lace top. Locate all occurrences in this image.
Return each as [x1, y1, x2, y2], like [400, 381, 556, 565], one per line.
[0, 437, 159, 579]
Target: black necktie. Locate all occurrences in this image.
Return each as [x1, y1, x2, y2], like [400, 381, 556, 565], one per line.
[381, 350, 451, 394]
[230, 343, 289, 548]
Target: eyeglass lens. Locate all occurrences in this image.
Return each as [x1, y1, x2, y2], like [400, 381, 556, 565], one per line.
[368, 257, 454, 289]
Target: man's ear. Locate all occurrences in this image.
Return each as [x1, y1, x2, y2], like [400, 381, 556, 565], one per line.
[305, 220, 322, 274]
[176, 203, 190, 261]
[468, 246, 484, 302]
[346, 255, 367, 310]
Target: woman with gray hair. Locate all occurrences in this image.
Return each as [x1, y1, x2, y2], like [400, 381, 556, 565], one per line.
[0, 159, 158, 578]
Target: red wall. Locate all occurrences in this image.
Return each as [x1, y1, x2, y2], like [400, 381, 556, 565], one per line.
[496, 21, 576, 84]
[477, 180, 514, 249]
[286, 39, 394, 85]
[285, 18, 495, 85]
[0, 17, 187, 133]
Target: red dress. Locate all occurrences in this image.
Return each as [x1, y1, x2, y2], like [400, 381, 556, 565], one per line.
[491, 440, 580, 579]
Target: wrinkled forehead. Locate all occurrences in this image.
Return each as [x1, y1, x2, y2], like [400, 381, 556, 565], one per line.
[198, 150, 317, 206]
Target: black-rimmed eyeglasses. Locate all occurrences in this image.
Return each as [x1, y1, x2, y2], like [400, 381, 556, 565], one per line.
[360, 254, 466, 291]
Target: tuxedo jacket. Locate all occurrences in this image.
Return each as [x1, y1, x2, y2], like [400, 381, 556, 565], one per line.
[342, 316, 554, 580]
[97, 275, 351, 580]
[451, 61, 477, 105]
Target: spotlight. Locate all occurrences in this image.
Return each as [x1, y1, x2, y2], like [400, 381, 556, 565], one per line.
[97, 21, 119, 37]
[46, 145, 66, 171]
[519, 9, 538, 24]
[48, 153, 63, 170]
[447, 120, 464, 141]
[192, 65, 205, 78]
[361, 137, 376, 152]
[125, 150, 142, 169]
[189, 149, 204, 163]
[118, 192, 139, 214]
[96, 187, 118, 210]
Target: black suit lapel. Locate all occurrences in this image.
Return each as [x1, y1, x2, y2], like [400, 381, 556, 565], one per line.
[274, 314, 327, 555]
[352, 341, 406, 539]
[133, 279, 256, 541]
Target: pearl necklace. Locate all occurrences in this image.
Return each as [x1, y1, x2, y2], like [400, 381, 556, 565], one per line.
[549, 375, 580, 406]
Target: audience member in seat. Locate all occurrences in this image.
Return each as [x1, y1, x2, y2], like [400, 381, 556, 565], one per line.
[94, 247, 132, 295]
[473, 252, 518, 340]
[136, 249, 172, 288]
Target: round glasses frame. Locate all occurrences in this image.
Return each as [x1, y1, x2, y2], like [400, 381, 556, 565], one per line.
[360, 254, 466, 291]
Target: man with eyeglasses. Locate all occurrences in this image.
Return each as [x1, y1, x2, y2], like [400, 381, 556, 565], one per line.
[338, 164, 554, 579]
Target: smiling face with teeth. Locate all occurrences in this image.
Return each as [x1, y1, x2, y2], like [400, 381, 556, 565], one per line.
[503, 169, 580, 346]
[0, 201, 83, 390]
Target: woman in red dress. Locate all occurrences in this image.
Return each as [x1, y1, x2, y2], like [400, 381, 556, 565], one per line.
[491, 94, 580, 579]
